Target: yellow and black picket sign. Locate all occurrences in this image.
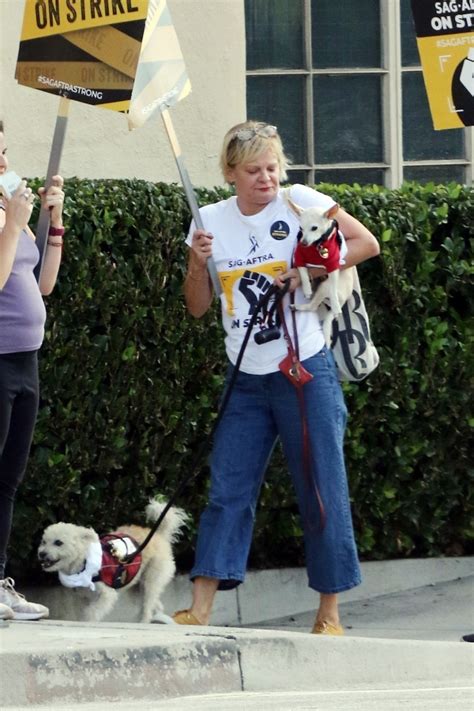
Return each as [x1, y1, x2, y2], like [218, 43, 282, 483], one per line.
[16, 0, 149, 110]
[410, 0, 474, 130]
[15, 0, 218, 292]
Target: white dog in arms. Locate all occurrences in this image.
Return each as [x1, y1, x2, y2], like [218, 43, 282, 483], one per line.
[284, 193, 355, 348]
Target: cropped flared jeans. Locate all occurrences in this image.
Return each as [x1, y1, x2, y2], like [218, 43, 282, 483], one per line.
[190, 346, 362, 594]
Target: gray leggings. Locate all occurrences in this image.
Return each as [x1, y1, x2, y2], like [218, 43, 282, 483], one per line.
[0, 351, 39, 579]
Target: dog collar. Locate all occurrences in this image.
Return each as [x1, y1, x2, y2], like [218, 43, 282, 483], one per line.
[317, 221, 338, 246]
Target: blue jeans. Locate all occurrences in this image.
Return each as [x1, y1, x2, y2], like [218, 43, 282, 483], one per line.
[191, 347, 362, 594]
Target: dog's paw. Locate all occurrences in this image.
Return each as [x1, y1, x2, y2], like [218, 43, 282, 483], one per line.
[151, 612, 176, 625]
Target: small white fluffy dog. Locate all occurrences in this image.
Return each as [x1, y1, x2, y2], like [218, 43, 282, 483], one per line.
[38, 499, 188, 624]
[285, 193, 355, 347]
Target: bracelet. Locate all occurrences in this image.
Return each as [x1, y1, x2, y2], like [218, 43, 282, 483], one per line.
[47, 239, 63, 247]
[48, 226, 65, 236]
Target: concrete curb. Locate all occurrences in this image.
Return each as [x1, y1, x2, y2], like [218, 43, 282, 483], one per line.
[2, 624, 240, 706]
[1, 621, 473, 707]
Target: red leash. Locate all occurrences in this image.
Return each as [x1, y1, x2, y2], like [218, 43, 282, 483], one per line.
[277, 296, 326, 530]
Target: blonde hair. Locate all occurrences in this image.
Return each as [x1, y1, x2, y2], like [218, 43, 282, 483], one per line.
[220, 120, 290, 183]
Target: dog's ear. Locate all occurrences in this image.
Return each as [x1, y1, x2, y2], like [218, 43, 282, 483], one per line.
[80, 527, 98, 544]
[325, 203, 339, 219]
[286, 196, 303, 217]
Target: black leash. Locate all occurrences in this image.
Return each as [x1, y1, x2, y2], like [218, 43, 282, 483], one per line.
[122, 280, 291, 565]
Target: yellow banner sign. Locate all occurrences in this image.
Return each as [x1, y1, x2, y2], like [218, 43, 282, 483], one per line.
[15, 0, 190, 121]
[20, 0, 148, 40]
[410, 0, 474, 129]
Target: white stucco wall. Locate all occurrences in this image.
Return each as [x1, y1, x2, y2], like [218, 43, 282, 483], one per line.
[0, 0, 246, 187]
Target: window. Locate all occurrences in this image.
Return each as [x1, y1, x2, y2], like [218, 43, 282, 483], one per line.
[245, 0, 473, 187]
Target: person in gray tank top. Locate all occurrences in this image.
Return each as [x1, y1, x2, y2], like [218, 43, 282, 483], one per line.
[0, 119, 66, 621]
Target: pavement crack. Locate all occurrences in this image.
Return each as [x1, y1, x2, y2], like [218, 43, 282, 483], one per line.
[237, 648, 244, 691]
[183, 632, 238, 641]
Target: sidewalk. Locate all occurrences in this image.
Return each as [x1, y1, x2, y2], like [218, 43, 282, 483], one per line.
[254, 575, 474, 642]
[0, 558, 473, 708]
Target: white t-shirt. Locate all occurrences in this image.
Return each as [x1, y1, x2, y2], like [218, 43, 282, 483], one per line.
[186, 184, 338, 374]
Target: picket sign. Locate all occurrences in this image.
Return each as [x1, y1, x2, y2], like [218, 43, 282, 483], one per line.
[410, 0, 474, 130]
[33, 97, 70, 282]
[15, 0, 220, 292]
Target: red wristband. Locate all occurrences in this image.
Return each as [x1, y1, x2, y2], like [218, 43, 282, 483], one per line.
[48, 226, 65, 236]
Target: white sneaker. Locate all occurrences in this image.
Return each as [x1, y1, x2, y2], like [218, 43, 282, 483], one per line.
[0, 601, 14, 620]
[0, 578, 49, 620]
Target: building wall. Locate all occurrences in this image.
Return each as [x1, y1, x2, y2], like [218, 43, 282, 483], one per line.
[0, 0, 246, 187]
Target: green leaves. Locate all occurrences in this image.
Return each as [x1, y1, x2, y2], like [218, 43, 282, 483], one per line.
[342, 181, 473, 560]
[9, 178, 473, 581]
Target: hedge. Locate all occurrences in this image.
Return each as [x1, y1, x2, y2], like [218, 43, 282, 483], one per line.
[8, 179, 473, 580]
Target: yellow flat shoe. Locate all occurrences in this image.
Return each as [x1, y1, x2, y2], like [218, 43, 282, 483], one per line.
[172, 609, 204, 625]
[311, 619, 344, 635]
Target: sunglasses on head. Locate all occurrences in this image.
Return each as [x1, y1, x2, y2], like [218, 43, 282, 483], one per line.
[232, 125, 278, 142]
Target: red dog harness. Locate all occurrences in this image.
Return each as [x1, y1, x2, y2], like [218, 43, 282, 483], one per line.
[293, 226, 341, 273]
[94, 532, 142, 589]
